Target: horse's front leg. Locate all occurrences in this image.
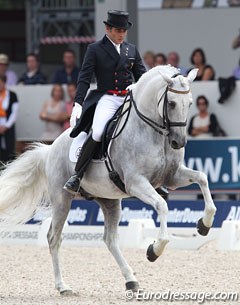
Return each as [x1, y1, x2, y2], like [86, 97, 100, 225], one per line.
[125, 175, 169, 262]
[171, 165, 216, 235]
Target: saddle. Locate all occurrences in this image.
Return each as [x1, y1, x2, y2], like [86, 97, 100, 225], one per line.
[69, 95, 131, 198]
[69, 97, 130, 163]
[97, 100, 130, 159]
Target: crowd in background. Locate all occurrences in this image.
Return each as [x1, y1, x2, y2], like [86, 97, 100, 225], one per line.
[143, 48, 240, 81]
[1, 46, 239, 87]
[0, 49, 80, 162]
[0, 43, 239, 162]
[0, 49, 80, 86]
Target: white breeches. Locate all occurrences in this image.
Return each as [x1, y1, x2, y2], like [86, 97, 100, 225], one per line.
[92, 94, 125, 142]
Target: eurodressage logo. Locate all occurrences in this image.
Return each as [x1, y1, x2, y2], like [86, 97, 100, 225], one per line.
[126, 289, 239, 303]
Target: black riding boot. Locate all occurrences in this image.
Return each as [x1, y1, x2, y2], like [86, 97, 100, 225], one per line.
[63, 135, 99, 194]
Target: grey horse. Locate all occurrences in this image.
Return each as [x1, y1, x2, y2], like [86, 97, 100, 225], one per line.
[0, 65, 216, 295]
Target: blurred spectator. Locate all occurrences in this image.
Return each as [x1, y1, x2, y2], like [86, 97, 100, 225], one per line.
[143, 51, 155, 70]
[52, 49, 80, 84]
[188, 48, 215, 80]
[0, 75, 19, 162]
[64, 82, 76, 130]
[155, 53, 167, 65]
[18, 53, 47, 85]
[0, 53, 18, 86]
[232, 30, 240, 49]
[167, 51, 187, 75]
[232, 57, 240, 80]
[188, 95, 226, 138]
[39, 84, 66, 143]
[228, 0, 240, 8]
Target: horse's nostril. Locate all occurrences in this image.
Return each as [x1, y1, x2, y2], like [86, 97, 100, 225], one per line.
[171, 140, 179, 149]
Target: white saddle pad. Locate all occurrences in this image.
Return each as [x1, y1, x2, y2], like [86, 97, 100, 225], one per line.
[69, 132, 87, 163]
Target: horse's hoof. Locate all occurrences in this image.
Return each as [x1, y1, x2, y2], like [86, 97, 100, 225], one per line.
[197, 218, 210, 236]
[146, 244, 159, 262]
[60, 288, 73, 296]
[125, 281, 139, 292]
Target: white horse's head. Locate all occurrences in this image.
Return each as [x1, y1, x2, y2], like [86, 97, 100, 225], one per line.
[159, 68, 198, 149]
[133, 65, 198, 149]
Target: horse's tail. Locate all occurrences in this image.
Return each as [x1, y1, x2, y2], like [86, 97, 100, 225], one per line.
[0, 143, 50, 225]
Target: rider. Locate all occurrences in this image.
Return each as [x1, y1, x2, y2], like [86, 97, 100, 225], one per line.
[63, 10, 146, 194]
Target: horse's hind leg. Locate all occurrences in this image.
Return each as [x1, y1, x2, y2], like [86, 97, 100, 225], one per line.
[171, 165, 216, 235]
[97, 198, 139, 292]
[47, 192, 74, 295]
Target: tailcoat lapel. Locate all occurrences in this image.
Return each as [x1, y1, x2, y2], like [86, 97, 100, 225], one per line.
[115, 42, 129, 70]
[100, 35, 120, 62]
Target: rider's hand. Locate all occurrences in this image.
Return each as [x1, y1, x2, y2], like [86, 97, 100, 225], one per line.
[70, 103, 82, 128]
[126, 83, 136, 91]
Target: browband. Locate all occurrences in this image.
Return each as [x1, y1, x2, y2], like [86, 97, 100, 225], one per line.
[168, 87, 190, 94]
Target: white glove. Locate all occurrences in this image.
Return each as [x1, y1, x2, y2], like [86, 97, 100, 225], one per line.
[70, 103, 82, 128]
[126, 83, 136, 91]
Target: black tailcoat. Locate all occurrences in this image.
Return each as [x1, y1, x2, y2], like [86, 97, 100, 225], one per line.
[70, 35, 146, 137]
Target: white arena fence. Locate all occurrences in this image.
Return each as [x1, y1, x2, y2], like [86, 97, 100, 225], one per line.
[0, 199, 240, 251]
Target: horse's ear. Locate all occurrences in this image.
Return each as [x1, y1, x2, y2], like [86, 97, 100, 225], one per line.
[187, 68, 199, 83]
[160, 72, 174, 86]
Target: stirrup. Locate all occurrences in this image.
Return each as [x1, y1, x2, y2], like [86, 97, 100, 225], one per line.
[63, 175, 81, 195]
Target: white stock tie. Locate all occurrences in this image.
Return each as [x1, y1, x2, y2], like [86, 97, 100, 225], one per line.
[115, 44, 120, 54]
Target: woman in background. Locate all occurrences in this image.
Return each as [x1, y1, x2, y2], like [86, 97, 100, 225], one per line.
[63, 82, 76, 130]
[143, 51, 155, 70]
[188, 95, 226, 138]
[39, 84, 66, 143]
[188, 48, 215, 81]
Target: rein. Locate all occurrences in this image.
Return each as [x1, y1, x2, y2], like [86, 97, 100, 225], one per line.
[130, 90, 167, 135]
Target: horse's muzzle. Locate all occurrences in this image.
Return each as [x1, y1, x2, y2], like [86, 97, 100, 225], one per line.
[170, 138, 186, 149]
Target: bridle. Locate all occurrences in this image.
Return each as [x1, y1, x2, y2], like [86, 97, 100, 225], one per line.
[129, 75, 190, 136]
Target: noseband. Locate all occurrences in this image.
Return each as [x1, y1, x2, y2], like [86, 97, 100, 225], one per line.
[162, 86, 190, 131]
[129, 76, 190, 136]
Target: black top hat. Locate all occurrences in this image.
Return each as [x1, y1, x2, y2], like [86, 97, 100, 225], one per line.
[103, 10, 132, 30]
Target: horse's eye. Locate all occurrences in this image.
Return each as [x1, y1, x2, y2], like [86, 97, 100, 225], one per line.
[169, 101, 176, 109]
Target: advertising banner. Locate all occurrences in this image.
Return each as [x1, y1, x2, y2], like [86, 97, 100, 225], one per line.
[184, 139, 240, 191]
[30, 199, 240, 229]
